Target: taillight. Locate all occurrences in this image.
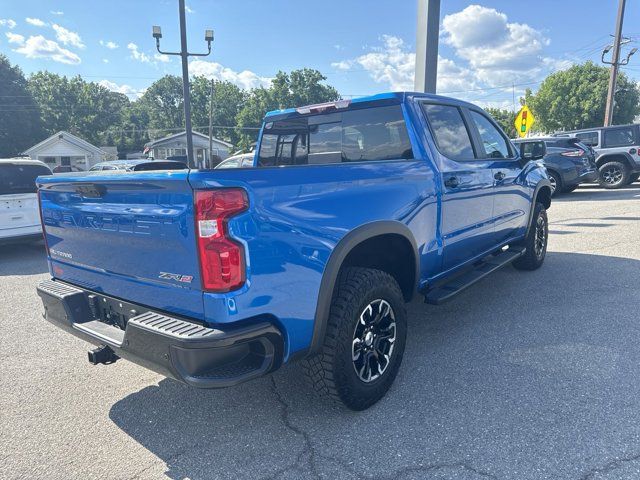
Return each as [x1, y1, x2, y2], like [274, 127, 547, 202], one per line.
[195, 189, 248, 292]
[37, 189, 50, 254]
[561, 149, 584, 157]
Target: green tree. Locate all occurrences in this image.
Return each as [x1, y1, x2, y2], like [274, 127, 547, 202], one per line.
[236, 69, 340, 149]
[136, 75, 184, 136]
[0, 55, 43, 157]
[27, 72, 128, 145]
[525, 61, 640, 132]
[191, 77, 247, 146]
[485, 108, 517, 138]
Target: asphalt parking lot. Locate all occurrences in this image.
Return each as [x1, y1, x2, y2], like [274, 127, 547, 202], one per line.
[1, 184, 639, 480]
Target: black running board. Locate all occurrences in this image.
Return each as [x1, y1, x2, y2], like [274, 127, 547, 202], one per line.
[423, 247, 526, 305]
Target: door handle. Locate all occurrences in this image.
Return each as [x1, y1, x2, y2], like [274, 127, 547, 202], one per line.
[494, 171, 506, 181]
[444, 176, 460, 188]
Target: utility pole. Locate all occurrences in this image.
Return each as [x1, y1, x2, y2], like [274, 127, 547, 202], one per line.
[414, 0, 441, 93]
[603, 0, 626, 126]
[208, 78, 214, 169]
[153, 0, 214, 168]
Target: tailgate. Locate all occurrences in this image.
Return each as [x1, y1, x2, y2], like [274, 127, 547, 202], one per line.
[38, 171, 205, 320]
[0, 193, 40, 232]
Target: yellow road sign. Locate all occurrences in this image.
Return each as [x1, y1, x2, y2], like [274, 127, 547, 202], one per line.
[514, 105, 535, 138]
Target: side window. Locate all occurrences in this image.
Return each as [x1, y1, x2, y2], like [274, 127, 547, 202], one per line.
[422, 104, 475, 161]
[603, 128, 635, 148]
[576, 131, 598, 147]
[469, 110, 512, 159]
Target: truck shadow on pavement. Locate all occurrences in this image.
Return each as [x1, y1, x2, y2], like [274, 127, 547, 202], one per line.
[109, 251, 640, 480]
[0, 242, 49, 276]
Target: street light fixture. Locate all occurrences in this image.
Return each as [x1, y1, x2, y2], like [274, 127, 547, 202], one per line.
[151, 0, 214, 169]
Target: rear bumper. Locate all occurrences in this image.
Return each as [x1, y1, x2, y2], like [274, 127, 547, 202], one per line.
[36, 279, 284, 388]
[578, 170, 599, 183]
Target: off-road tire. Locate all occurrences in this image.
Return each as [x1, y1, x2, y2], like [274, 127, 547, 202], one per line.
[513, 202, 548, 271]
[302, 267, 407, 411]
[598, 161, 630, 189]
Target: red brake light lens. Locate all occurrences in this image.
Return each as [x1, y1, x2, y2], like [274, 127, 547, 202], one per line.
[561, 149, 584, 157]
[195, 189, 248, 292]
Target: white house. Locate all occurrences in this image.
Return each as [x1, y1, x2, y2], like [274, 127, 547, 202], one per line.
[24, 131, 107, 171]
[144, 131, 232, 168]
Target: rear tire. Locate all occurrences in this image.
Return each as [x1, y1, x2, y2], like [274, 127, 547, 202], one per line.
[302, 267, 407, 411]
[598, 161, 630, 189]
[547, 171, 562, 197]
[513, 202, 548, 271]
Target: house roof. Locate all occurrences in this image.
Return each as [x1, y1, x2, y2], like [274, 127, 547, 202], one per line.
[24, 131, 105, 157]
[145, 131, 233, 148]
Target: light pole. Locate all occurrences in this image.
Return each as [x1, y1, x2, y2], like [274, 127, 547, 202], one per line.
[414, 0, 441, 93]
[153, 0, 214, 168]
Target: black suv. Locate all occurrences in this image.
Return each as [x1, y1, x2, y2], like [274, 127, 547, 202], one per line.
[555, 124, 640, 188]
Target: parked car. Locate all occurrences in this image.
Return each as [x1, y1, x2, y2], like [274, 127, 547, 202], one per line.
[0, 159, 52, 244]
[514, 137, 598, 196]
[89, 160, 187, 172]
[214, 154, 254, 169]
[52, 165, 84, 173]
[36, 93, 551, 410]
[554, 124, 640, 188]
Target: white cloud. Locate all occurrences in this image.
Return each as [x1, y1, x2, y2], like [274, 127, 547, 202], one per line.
[442, 5, 552, 86]
[154, 53, 171, 63]
[25, 17, 47, 27]
[5, 32, 25, 45]
[127, 42, 151, 63]
[189, 59, 272, 90]
[98, 79, 144, 98]
[332, 34, 477, 93]
[185, 4, 194, 13]
[14, 35, 80, 64]
[99, 40, 118, 49]
[102, 58, 109, 63]
[52, 24, 84, 48]
[50, 11, 64, 16]
[0, 19, 17, 29]
[331, 60, 352, 71]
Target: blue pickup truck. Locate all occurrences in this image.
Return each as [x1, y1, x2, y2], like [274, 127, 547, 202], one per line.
[36, 92, 551, 410]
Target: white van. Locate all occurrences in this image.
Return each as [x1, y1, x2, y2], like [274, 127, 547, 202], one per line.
[0, 159, 52, 244]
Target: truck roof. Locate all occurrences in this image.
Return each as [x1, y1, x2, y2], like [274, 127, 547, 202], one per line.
[264, 91, 480, 121]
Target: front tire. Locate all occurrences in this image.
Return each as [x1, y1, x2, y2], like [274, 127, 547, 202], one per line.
[598, 161, 630, 189]
[513, 202, 548, 271]
[302, 267, 407, 411]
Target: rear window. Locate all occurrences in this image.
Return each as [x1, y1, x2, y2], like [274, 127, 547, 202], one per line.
[258, 105, 413, 167]
[0, 163, 51, 195]
[603, 127, 636, 148]
[545, 138, 580, 149]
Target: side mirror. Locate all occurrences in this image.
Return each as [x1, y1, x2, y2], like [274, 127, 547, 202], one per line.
[519, 140, 546, 161]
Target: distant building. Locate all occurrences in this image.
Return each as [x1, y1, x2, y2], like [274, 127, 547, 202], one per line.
[24, 131, 107, 171]
[100, 146, 119, 161]
[144, 131, 232, 167]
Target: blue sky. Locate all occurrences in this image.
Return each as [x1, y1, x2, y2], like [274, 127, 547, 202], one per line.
[1, 0, 639, 110]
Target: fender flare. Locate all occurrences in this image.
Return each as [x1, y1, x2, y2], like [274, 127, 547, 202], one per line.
[525, 179, 552, 238]
[596, 152, 635, 169]
[307, 221, 419, 356]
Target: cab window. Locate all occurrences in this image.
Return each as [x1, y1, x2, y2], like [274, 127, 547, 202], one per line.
[469, 110, 512, 159]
